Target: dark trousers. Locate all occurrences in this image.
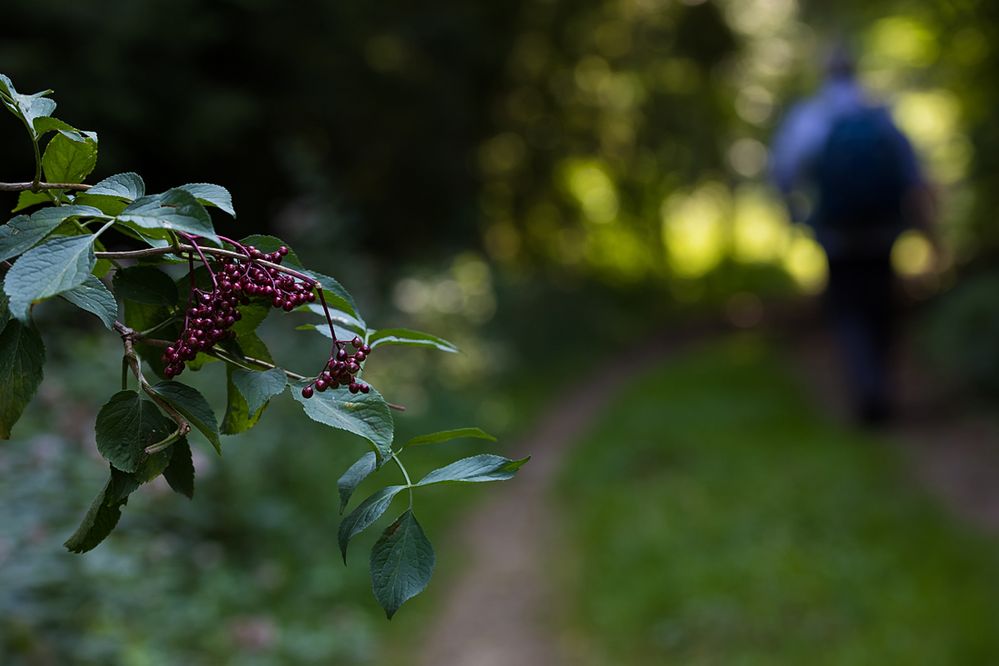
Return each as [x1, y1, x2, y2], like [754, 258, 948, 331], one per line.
[824, 252, 895, 421]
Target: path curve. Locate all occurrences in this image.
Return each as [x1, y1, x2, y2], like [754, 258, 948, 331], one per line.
[417, 329, 690, 666]
[420, 318, 999, 665]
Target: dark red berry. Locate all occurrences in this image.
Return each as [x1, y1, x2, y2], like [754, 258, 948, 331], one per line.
[302, 385, 314, 399]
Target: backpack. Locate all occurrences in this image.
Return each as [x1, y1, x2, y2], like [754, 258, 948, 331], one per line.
[814, 106, 911, 230]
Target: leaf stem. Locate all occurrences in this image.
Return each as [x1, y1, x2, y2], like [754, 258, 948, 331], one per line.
[92, 218, 117, 240]
[113, 321, 192, 449]
[391, 453, 415, 509]
[209, 348, 308, 382]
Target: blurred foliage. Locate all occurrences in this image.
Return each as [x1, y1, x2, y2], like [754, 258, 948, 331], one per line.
[5, 0, 999, 660]
[3, 0, 995, 295]
[559, 337, 999, 664]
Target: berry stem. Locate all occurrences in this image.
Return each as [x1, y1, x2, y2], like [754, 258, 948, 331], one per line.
[179, 233, 218, 289]
[96, 244, 317, 287]
[209, 348, 309, 382]
[315, 287, 340, 348]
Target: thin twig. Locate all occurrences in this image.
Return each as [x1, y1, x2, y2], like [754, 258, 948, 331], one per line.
[114, 321, 192, 450]
[0, 181, 92, 192]
[96, 244, 318, 286]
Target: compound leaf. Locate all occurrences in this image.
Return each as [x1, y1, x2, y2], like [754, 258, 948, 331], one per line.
[148, 381, 221, 455]
[338, 451, 378, 513]
[0, 207, 104, 263]
[163, 438, 195, 498]
[64, 467, 136, 554]
[3, 234, 97, 322]
[42, 131, 97, 184]
[60, 275, 117, 329]
[231, 367, 286, 415]
[176, 183, 235, 217]
[338, 485, 406, 562]
[95, 391, 176, 473]
[415, 454, 529, 487]
[370, 510, 435, 619]
[368, 328, 458, 353]
[290, 383, 394, 460]
[113, 265, 178, 306]
[0, 319, 45, 439]
[85, 172, 146, 201]
[404, 427, 496, 449]
[221, 364, 266, 435]
[117, 188, 218, 244]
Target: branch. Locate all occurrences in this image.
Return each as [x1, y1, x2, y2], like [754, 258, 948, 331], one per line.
[0, 181, 92, 192]
[95, 244, 317, 286]
[114, 321, 192, 451]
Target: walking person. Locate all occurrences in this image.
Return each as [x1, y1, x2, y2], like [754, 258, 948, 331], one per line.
[771, 48, 935, 424]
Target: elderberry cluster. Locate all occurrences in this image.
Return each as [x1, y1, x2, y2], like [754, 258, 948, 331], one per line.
[301, 336, 372, 399]
[162, 244, 317, 378]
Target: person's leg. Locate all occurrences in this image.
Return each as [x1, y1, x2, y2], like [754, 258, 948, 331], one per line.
[825, 253, 894, 424]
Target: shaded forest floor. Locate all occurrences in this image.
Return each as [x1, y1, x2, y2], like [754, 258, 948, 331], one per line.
[408, 323, 999, 665]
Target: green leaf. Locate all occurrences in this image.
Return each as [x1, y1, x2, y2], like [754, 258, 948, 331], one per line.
[0, 319, 45, 439]
[370, 510, 435, 619]
[405, 427, 497, 449]
[299, 302, 366, 338]
[64, 467, 136, 554]
[0, 291, 9, 332]
[304, 270, 359, 319]
[148, 381, 222, 455]
[415, 454, 529, 487]
[163, 438, 195, 498]
[0, 73, 14, 99]
[0, 206, 104, 262]
[231, 302, 270, 338]
[95, 391, 176, 473]
[12, 190, 51, 213]
[0, 214, 53, 262]
[60, 275, 117, 329]
[87, 172, 146, 200]
[368, 328, 459, 353]
[3, 234, 97, 322]
[221, 365, 266, 435]
[338, 452, 378, 514]
[133, 445, 174, 483]
[231, 367, 287, 415]
[338, 485, 406, 562]
[106, 465, 142, 503]
[33, 116, 84, 141]
[1, 76, 57, 136]
[290, 383, 394, 460]
[177, 183, 235, 217]
[42, 131, 98, 184]
[113, 265, 179, 306]
[117, 188, 218, 244]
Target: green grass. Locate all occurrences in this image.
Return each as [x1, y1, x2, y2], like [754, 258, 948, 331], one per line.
[558, 335, 999, 665]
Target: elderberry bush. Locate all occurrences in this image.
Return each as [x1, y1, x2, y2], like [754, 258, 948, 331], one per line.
[0, 73, 527, 618]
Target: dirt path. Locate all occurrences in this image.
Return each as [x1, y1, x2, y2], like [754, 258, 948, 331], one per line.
[417, 329, 687, 666]
[419, 321, 999, 665]
[789, 328, 999, 533]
